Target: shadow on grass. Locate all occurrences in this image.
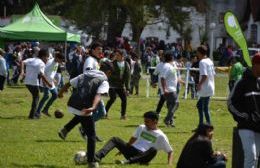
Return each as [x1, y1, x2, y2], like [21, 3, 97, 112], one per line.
[12, 163, 67, 168]
[124, 124, 139, 128]
[7, 85, 26, 89]
[100, 162, 166, 166]
[36, 139, 81, 143]
[0, 115, 27, 120]
[163, 130, 190, 135]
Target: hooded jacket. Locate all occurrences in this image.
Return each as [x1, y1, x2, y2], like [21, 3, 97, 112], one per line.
[67, 70, 107, 110]
[228, 68, 260, 132]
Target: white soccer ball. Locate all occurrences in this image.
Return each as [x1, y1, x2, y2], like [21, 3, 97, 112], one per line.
[74, 151, 88, 165]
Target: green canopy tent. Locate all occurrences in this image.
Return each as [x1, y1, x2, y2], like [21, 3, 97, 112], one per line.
[0, 3, 80, 47]
[67, 32, 81, 43]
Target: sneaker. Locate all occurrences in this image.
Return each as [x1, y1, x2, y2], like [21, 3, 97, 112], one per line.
[164, 120, 175, 127]
[120, 115, 127, 120]
[115, 160, 129, 165]
[42, 111, 51, 117]
[58, 128, 67, 140]
[102, 115, 109, 119]
[79, 127, 102, 142]
[28, 116, 40, 120]
[88, 162, 99, 168]
[95, 136, 103, 142]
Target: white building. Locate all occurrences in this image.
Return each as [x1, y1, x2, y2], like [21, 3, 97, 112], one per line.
[122, 7, 206, 48]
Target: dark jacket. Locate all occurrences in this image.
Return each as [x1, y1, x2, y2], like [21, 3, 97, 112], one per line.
[109, 60, 130, 90]
[67, 70, 107, 111]
[177, 135, 215, 168]
[228, 68, 260, 132]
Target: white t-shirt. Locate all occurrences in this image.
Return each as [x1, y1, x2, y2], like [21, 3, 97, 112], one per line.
[83, 56, 99, 72]
[132, 124, 173, 153]
[0, 57, 7, 77]
[198, 58, 215, 97]
[41, 58, 58, 89]
[68, 72, 109, 116]
[154, 62, 164, 89]
[160, 62, 178, 94]
[23, 58, 45, 86]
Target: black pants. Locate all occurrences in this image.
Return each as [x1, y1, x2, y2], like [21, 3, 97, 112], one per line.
[26, 85, 40, 118]
[63, 101, 104, 135]
[106, 88, 127, 117]
[66, 115, 96, 162]
[156, 94, 165, 114]
[0, 75, 6, 90]
[95, 137, 157, 164]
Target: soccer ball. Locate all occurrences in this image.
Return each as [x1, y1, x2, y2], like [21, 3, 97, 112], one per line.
[54, 109, 64, 119]
[74, 151, 87, 165]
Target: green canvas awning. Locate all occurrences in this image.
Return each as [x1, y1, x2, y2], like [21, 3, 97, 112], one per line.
[0, 3, 80, 43]
[67, 32, 81, 43]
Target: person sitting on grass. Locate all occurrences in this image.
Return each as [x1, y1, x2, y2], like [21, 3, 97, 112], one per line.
[177, 123, 227, 168]
[92, 111, 173, 166]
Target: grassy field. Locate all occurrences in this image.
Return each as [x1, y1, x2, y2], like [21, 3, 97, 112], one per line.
[0, 74, 236, 168]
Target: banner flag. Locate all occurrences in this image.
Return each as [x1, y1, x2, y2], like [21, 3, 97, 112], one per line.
[224, 11, 252, 67]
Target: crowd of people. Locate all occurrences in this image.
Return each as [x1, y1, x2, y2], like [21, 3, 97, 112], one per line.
[0, 38, 260, 168]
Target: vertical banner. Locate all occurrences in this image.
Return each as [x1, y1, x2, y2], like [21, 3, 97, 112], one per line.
[224, 11, 252, 67]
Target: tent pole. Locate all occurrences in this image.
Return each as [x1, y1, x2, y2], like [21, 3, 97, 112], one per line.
[64, 41, 67, 63]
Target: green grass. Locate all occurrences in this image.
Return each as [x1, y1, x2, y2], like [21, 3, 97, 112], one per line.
[0, 74, 235, 168]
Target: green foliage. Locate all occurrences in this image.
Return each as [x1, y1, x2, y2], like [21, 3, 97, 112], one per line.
[0, 75, 234, 167]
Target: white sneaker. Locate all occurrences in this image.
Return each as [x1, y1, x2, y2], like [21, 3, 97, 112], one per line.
[88, 162, 99, 168]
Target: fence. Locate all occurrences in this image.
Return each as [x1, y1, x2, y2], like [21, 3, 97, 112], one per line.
[144, 66, 229, 99]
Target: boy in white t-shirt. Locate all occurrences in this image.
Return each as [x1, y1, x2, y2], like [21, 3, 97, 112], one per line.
[20, 49, 52, 119]
[94, 111, 173, 166]
[196, 45, 215, 126]
[160, 52, 182, 127]
[35, 52, 63, 117]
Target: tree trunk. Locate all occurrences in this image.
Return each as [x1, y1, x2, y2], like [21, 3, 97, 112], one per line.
[132, 24, 143, 56]
[106, 7, 127, 47]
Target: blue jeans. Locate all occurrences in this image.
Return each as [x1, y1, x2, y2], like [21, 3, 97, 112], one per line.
[36, 87, 58, 116]
[93, 100, 106, 122]
[197, 96, 211, 125]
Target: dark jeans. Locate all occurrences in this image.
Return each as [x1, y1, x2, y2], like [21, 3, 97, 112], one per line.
[197, 96, 211, 125]
[164, 92, 178, 124]
[106, 88, 127, 117]
[95, 137, 157, 164]
[130, 76, 140, 95]
[156, 94, 165, 114]
[0, 75, 6, 90]
[11, 65, 20, 84]
[36, 87, 58, 115]
[208, 156, 226, 168]
[67, 115, 96, 162]
[187, 83, 196, 99]
[26, 85, 40, 118]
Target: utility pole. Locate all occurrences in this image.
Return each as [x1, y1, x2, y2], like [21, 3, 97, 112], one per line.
[4, 5, 7, 18]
